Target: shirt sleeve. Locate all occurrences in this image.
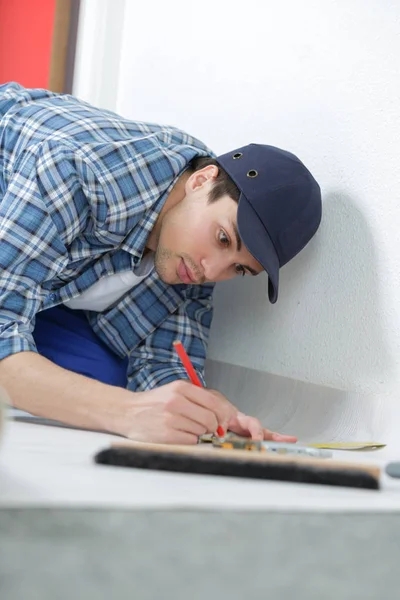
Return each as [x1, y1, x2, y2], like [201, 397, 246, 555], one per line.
[0, 141, 104, 361]
[126, 285, 215, 391]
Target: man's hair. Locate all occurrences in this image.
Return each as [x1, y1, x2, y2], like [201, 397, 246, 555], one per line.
[188, 156, 240, 204]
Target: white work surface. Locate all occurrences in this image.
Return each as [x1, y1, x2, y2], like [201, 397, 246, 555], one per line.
[1, 419, 400, 511]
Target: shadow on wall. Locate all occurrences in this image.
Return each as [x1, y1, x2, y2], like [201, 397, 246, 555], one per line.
[292, 189, 393, 389]
[208, 190, 393, 395]
[206, 191, 394, 439]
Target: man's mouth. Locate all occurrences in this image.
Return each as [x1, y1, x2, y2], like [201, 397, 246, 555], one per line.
[177, 258, 197, 284]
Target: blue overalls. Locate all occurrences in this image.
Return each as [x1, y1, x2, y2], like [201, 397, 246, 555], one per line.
[33, 305, 128, 388]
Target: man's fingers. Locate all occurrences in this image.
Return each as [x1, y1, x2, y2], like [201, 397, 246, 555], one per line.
[168, 397, 219, 434]
[244, 416, 264, 441]
[227, 412, 263, 440]
[264, 429, 298, 443]
[168, 414, 208, 438]
[173, 380, 236, 427]
[162, 422, 200, 445]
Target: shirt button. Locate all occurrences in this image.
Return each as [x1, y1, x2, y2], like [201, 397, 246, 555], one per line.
[49, 293, 56, 301]
[133, 257, 139, 264]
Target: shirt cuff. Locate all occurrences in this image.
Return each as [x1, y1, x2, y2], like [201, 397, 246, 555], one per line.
[0, 331, 37, 361]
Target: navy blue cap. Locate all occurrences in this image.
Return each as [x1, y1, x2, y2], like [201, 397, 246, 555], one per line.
[215, 144, 322, 303]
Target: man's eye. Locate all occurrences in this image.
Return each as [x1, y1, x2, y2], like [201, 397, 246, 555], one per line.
[219, 230, 229, 246]
[235, 264, 246, 277]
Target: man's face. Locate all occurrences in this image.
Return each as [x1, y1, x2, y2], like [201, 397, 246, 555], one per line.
[154, 166, 263, 285]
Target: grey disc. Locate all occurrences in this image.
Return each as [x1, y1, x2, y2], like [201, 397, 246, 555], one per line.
[385, 462, 400, 478]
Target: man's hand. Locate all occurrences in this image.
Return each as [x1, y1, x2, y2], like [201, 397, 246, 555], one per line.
[118, 380, 237, 445]
[1, 354, 295, 445]
[119, 382, 297, 445]
[227, 411, 297, 443]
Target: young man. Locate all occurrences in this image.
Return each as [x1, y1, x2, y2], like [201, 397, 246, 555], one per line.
[0, 82, 321, 444]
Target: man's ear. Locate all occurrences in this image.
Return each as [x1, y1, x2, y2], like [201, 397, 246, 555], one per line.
[185, 165, 219, 193]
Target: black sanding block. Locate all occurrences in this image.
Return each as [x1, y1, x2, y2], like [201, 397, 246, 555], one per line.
[94, 441, 380, 490]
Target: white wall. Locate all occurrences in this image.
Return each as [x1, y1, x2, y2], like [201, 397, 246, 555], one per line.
[73, 0, 126, 111]
[74, 0, 400, 400]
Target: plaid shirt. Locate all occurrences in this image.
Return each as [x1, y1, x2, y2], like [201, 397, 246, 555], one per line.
[0, 82, 215, 390]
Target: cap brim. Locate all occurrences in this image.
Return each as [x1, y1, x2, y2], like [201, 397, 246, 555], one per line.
[237, 194, 279, 303]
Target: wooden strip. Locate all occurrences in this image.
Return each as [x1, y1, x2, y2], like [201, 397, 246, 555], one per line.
[110, 440, 381, 480]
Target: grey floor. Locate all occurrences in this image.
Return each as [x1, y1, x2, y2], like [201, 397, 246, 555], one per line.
[0, 510, 399, 600]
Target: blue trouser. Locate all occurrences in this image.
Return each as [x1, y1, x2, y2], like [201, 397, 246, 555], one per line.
[33, 305, 128, 388]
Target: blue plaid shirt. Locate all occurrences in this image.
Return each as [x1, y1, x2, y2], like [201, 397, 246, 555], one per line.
[0, 82, 215, 390]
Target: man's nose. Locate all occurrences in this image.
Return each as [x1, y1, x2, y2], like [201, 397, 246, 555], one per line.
[200, 256, 230, 282]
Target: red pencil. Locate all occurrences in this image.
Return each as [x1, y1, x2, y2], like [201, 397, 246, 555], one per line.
[173, 340, 225, 437]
